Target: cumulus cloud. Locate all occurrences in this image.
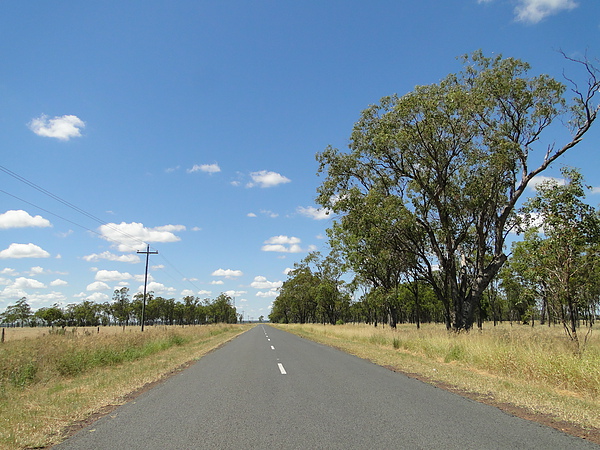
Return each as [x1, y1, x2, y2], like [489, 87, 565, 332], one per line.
[256, 290, 279, 298]
[82, 251, 141, 264]
[479, 0, 578, 23]
[261, 236, 303, 253]
[187, 163, 221, 174]
[515, 0, 578, 23]
[98, 222, 184, 252]
[28, 114, 85, 141]
[297, 206, 330, 220]
[0, 243, 50, 259]
[211, 268, 244, 279]
[85, 292, 110, 302]
[13, 277, 46, 289]
[224, 290, 247, 298]
[251, 276, 283, 290]
[246, 170, 291, 188]
[0, 210, 51, 229]
[95, 270, 133, 282]
[50, 279, 68, 287]
[137, 281, 176, 295]
[87, 281, 111, 291]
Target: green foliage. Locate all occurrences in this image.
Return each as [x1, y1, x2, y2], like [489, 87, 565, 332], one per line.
[316, 51, 599, 331]
[270, 252, 350, 325]
[513, 168, 600, 346]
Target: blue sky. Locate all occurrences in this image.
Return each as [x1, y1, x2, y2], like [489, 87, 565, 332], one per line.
[1, 0, 599, 320]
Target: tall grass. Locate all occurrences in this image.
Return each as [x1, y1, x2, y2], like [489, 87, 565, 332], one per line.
[0, 327, 191, 388]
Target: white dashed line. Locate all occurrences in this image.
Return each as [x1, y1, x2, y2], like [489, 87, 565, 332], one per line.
[278, 363, 287, 375]
[271, 345, 275, 350]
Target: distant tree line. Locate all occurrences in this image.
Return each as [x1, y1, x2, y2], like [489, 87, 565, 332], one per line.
[0, 288, 238, 328]
[271, 51, 600, 346]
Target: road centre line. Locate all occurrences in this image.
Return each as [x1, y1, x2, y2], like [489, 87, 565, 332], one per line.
[278, 363, 287, 375]
[271, 345, 275, 350]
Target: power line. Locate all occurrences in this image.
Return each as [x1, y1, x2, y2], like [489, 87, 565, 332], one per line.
[0, 189, 142, 253]
[0, 164, 149, 250]
[0, 165, 203, 298]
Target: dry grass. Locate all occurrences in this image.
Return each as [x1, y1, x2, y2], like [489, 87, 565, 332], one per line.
[0, 325, 155, 342]
[0, 324, 252, 449]
[273, 322, 600, 432]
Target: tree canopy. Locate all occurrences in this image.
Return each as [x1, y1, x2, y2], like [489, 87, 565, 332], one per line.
[316, 51, 599, 330]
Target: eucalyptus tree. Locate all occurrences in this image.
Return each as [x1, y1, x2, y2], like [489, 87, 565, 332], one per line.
[303, 251, 351, 325]
[500, 230, 549, 324]
[1, 297, 32, 326]
[111, 287, 131, 327]
[328, 191, 426, 327]
[521, 168, 600, 347]
[317, 51, 599, 330]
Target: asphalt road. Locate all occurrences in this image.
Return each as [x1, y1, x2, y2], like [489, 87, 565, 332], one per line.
[54, 325, 599, 449]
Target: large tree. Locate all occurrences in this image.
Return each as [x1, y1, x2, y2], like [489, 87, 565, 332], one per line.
[317, 51, 599, 330]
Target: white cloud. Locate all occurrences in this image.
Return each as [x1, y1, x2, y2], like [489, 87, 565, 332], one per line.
[477, 0, 578, 23]
[87, 281, 111, 291]
[0, 210, 51, 229]
[515, 0, 578, 23]
[197, 290, 212, 296]
[261, 236, 303, 253]
[224, 290, 247, 298]
[28, 114, 85, 140]
[246, 170, 291, 188]
[529, 175, 565, 190]
[211, 268, 244, 278]
[264, 236, 301, 245]
[50, 279, 68, 287]
[29, 266, 45, 275]
[0, 243, 50, 259]
[211, 280, 224, 285]
[85, 292, 110, 303]
[591, 187, 600, 194]
[137, 281, 176, 295]
[256, 290, 279, 298]
[251, 276, 283, 290]
[247, 213, 257, 218]
[95, 270, 133, 282]
[187, 163, 221, 174]
[82, 251, 141, 264]
[98, 222, 183, 252]
[154, 225, 186, 232]
[180, 289, 195, 297]
[13, 277, 46, 289]
[297, 206, 330, 220]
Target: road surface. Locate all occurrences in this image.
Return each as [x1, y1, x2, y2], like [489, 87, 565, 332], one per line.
[54, 324, 599, 449]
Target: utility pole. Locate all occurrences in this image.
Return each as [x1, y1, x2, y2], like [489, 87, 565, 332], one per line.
[137, 244, 158, 332]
